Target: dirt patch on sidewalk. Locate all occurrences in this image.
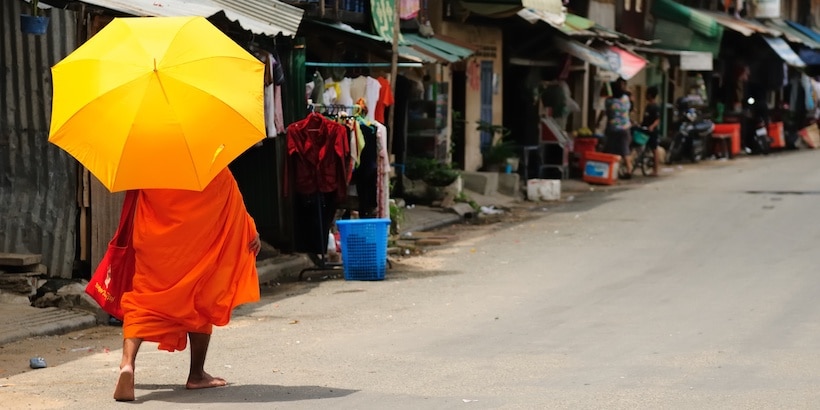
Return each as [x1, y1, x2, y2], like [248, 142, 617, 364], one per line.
[0, 325, 123, 379]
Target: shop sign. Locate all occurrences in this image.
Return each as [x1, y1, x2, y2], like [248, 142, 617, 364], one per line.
[371, 0, 402, 42]
[755, 0, 781, 18]
[522, 0, 563, 14]
[679, 51, 713, 71]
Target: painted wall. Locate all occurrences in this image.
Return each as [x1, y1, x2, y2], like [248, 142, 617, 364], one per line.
[439, 24, 504, 171]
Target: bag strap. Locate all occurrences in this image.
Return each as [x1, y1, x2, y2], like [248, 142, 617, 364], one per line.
[111, 190, 139, 248]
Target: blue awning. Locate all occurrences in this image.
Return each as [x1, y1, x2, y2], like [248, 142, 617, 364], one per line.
[763, 37, 805, 68]
[799, 49, 820, 66]
[786, 21, 820, 44]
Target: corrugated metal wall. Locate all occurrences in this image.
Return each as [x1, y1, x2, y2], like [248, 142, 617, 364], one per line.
[0, 1, 79, 278]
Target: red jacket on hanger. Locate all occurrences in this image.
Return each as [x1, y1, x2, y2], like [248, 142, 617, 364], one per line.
[285, 113, 350, 200]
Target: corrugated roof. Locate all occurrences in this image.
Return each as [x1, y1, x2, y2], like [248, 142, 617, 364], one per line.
[786, 20, 820, 44]
[700, 10, 779, 37]
[306, 21, 436, 64]
[763, 36, 805, 67]
[764, 19, 820, 49]
[403, 33, 475, 63]
[79, 0, 303, 36]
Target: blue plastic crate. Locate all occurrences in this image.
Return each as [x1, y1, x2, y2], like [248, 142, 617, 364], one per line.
[336, 218, 390, 281]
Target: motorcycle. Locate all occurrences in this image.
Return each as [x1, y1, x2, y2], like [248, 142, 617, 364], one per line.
[666, 106, 713, 164]
[744, 96, 771, 155]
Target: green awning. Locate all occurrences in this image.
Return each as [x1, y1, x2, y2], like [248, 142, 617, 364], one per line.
[652, 17, 723, 56]
[305, 21, 434, 63]
[651, 0, 722, 40]
[403, 33, 475, 63]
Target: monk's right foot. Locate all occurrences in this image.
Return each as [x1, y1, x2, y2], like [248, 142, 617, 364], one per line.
[113, 365, 135, 402]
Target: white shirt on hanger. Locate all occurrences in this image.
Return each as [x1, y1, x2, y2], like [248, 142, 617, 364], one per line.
[339, 78, 353, 107]
[364, 77, 382, 123]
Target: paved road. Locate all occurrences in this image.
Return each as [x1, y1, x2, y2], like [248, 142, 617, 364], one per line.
[4, 151, 820, 409]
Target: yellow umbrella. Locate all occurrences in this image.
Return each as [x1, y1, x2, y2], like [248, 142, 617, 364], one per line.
[48, 16, 265, 192]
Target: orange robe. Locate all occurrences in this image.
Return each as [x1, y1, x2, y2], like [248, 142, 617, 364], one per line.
[121, 168, 260, 352]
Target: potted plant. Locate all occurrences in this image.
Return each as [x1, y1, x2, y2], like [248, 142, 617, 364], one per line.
[21, 0, 49, 35]
[477, 121, 518, 172]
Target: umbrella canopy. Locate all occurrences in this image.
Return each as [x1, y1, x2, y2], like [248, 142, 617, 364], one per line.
[49, 16, 265, 192]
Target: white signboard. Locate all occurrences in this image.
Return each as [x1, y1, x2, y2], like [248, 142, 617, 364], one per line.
[679, 51, 713, 71]
[755, 0, 781, 18]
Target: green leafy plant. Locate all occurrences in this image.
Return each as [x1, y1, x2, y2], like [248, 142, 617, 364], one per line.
[389, 201, 404, 236]
[424, 167, 460, 187]
[477, 121, 517, 168]
[405, 157, 460, 187]
[404, 157, 439, 181]
[483, 139, 517, 166]
[30, 0, 40, 17]
[455, 191, 479, 211]
[476, 120, 511, 143]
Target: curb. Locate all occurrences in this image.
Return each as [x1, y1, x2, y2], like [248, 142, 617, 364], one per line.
[256, 254, 315, 284]
[0, 307, 97, 346]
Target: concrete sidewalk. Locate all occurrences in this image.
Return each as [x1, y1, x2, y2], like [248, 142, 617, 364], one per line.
[0, 204, 465, 347]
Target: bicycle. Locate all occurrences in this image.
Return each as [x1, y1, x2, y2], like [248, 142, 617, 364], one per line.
[618, 127, 655, 178]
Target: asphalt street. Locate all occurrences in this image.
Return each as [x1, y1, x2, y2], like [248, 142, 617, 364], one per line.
[3, 150, 820, 409]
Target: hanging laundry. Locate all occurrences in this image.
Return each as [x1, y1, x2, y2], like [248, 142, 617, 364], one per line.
[338, 77, 354, 106]
[399, 0, 420, 20]
[311, 71, 325, 105]
[350, 76, 368, 103]
[364, 77, 382, 123]
[375, 76, 394, 124]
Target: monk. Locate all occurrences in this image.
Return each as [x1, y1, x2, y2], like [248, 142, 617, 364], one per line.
[113, 168, 261, 402]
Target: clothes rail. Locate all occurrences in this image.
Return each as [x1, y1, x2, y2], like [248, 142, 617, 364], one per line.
[307, 99, 363, 116]
[305, 61, 423, 68]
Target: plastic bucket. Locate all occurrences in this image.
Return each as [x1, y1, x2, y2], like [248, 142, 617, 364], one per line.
[20, 15, 49, 35]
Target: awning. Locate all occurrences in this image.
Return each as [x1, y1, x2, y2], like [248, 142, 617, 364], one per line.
[650, 0, 723, 55]
[458, 0, 566, 17]
[553, 37, 645, 80]
[651, 0, 722, 40]
[403, 33, 476, 64]
[762, 36, 806, 67]
[786, 21, 820, 44]
[306, 21, 452, 64]
[699, 11, 779, 37]
[764, 19, 820, 49]
[799, 49, 820, 66]
[599, 46, 648, 80]
[652, 18, 723, 55]
[518, 10, 594, 35]
[79, 0, 304, 37]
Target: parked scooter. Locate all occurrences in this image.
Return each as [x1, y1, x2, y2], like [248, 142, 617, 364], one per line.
[744, 96, 771, 155]
[666, 103, 713, 164]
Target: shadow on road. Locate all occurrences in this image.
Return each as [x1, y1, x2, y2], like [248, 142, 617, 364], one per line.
[135, 383, 358, 404]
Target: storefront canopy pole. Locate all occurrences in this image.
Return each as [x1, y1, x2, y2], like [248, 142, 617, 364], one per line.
[305, 62, 423, 67]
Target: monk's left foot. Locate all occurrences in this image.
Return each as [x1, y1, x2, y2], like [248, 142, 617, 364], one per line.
[186, 372, 227, 390]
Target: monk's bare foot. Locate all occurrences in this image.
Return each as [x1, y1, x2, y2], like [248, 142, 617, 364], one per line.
[186, 372, 227, 390]
[113, 365, 135, 401]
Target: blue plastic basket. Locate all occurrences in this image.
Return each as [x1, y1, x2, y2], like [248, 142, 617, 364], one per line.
[336, 218, 391, 281]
